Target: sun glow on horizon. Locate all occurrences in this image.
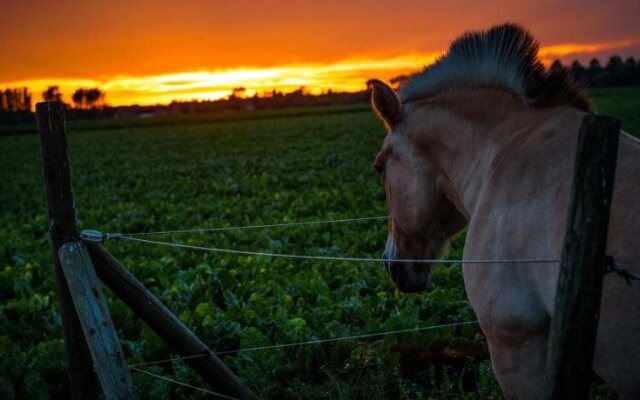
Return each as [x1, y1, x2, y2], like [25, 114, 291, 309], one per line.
[0, 53, 440, 107]
[2, 38, 637, 108]
[538, 39, 638, 61]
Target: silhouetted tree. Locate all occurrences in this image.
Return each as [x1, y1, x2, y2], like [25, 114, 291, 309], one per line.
[559, 56, 640, 88]
[42, 86, 64, 103]
[606, 55, 624, 74]
[570, 60, 586, 83]
[72, 88, 105, 109]
[229, 87, 246, 100]
[24, 88, 31, 111]
[0, 87, 32, 112]
[623, 57, 638, 85]
[85, 88, 104, 108]
[603, 55, 624, 86]
[587, 58, 602, 85]
[72, 89, 84, 109]
[550, 60, 563, 71]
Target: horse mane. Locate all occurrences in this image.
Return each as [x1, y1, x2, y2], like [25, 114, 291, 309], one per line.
[399, 23, 591, 111]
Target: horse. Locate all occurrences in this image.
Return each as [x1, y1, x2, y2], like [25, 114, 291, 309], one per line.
[368, 23, 640, 399]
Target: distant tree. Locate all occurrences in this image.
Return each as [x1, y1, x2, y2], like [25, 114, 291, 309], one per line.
[624, 57, 636, 70]
[0, 90, 8, 112]
[72, 89, 84, 109]
[42, 86, 63, 103]
[72, 87, 105, 109]
[0, 87, 32, 112]
[586, 58, 604, 87]
[623, 57, 638, 85]
[570, 60, 586, 82]
[291, 86, 308, 96]
[604, 55, 624, 86]
[5, 89, 16, 111]
[606, 55, 624, 74]
[229, 87, 246, 100]
[23, 87, 32, 111]
[85, 88, 105, 108]
[550, 59, 564, 71]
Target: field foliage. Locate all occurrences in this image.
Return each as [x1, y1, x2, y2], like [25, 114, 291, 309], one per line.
[0, 87, 637, 399]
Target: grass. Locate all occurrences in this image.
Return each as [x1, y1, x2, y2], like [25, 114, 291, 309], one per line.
[0, 87, 637, 399]
[590, 86, 640, 133]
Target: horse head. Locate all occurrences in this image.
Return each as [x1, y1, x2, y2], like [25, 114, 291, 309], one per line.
[368, 79, 466, 293]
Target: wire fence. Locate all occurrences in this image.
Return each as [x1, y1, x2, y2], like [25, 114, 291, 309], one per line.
[130, 366, 240, 400]
[115, 235, 560, 265]
[99, 214, 557, 397]
[129, 320, 480, 398]
[103, 214, 560, 265]
[130, 320, 479, 368]
[115, 215, 389, 237]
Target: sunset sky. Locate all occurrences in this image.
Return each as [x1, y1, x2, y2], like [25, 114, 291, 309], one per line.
[1, 0, 638, 106]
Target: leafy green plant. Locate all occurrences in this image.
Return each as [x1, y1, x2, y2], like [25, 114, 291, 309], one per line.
[0, 88, 636, 398]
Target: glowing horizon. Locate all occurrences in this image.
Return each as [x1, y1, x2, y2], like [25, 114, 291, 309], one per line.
[2, 1, 638, 108]
[1, 39, 638, 108]
[0, 53, 441, 107]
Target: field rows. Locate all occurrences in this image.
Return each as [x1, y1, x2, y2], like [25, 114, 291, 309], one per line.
[1, 87, 637, 399]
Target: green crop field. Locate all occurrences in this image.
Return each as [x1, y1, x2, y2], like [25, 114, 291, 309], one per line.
[1, 87, 638, 399]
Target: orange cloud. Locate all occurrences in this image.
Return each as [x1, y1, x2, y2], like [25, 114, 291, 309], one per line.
[538, 39, 638, 62]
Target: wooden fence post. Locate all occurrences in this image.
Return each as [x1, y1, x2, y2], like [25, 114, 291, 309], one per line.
[37, 101, 99, 399]
[58, 242, 138, 400]
[544, 114, 621, 399]
[87, 244, 257, 400]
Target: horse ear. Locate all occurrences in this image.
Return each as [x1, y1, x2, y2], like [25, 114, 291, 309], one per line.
[368, 79, 402, 132]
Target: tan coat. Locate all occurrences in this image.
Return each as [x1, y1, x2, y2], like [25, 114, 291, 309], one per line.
[372, 83, 640, 399]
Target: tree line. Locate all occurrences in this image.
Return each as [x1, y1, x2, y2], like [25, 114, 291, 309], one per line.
[0, 54, 638, 124]
[391, 55, 640, 90]
[553, 55, 640, 87]
[0, 86, 106, 113]
[41, 86, 106, 109]
[0, 88, 32, 112]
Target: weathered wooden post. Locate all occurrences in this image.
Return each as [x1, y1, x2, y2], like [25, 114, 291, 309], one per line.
[37, 101, 98, 399]
[58, 242, 138, 400]
[88, 243, 257, 400]
[544, 114, 621, 399]
[38, 101, 138, 400]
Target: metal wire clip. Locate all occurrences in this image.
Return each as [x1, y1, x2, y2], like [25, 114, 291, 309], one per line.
[79, 229, 122, 243]
[79, 229, 105, 243]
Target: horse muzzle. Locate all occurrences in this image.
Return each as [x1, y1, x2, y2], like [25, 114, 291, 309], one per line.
[383, 238, 434, 293]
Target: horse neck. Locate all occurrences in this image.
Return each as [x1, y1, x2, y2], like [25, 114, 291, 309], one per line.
[410, 88, 531, 219]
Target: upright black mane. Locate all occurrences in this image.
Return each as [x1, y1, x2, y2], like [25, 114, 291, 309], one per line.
[399, 23, 591, 111]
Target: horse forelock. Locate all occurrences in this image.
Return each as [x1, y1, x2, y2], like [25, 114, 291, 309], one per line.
[398, 23, 591, 112]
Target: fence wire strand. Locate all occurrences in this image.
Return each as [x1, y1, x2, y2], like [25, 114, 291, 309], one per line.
[130, 320, 479, 368]
[115, 215, 389, 237]
[109, 216, 554, 395]
[130, 366, 239, 400]
[116, 235, 560, 265]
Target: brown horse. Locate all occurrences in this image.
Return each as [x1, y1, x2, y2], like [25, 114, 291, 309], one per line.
[369, 24, 640, 399]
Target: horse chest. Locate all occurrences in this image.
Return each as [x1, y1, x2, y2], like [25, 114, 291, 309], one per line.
[462, 265, 550, 344]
